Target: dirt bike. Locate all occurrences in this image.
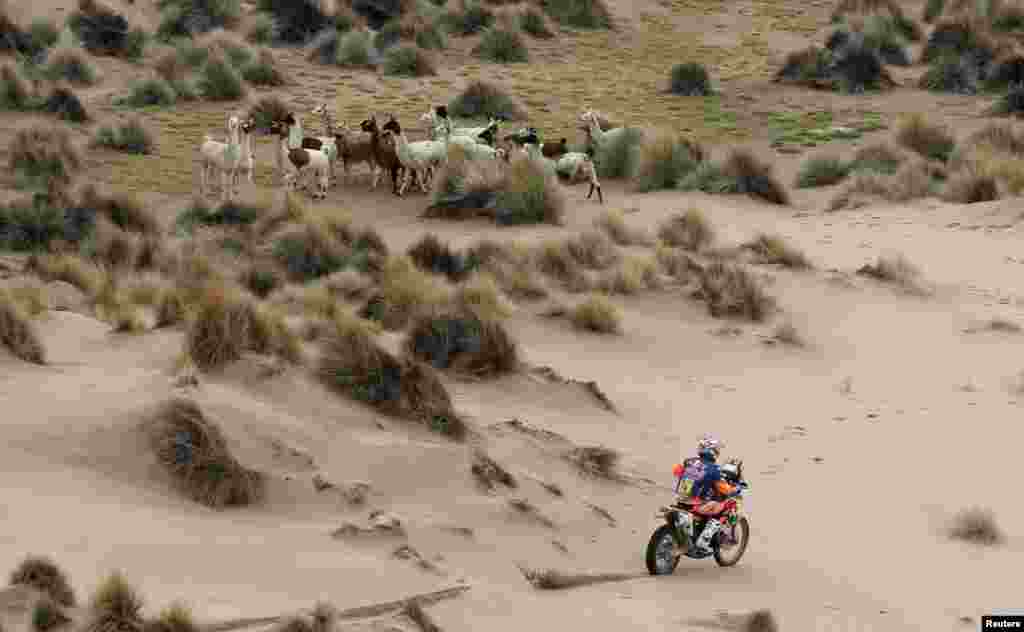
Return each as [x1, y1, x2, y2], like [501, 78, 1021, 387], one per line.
[645, 459, 750, 575]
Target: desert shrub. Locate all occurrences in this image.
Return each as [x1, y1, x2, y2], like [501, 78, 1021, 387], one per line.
[0, 65, 33, 111]
[148, 397, 265, 507]
[986, 53, 1024, 90]
[565, 230, 619, 269]
[245, 302, 302, 364]
[415, 20, 448, 49]
[241, 48, 287, 85]
[919, 53, 979, 93]
[404, 310, 519, 375]
[272, 222, 353, 282]
[336, 29, 374, 66]
[519, 8, 553, 37]
[176, 199, 264, 233]
[942, 168, 1000, 203]
[923, 0, 945, 21]
[246, 95, 289, 133]
[669, 62, 713, 95]
[775, 40, 893, 92]
[829, 160, 938, 209]
[77, 185, 159, 235]
[383, 45, 437, 75]
[795, 155, 851, 187]
[742, 233, 812, 268]
[247, 14, 274, 43]
[155, 0, 241, 41]
[724, 150, 789, 204]
[83, 572, 144, 632]
[594, 209, 651, 245]
[93, 118, 155, 154]
[10, 557, 74, 606]
[43, 47, 97, 85]
[145, 603, 198, 632]
[198, 54, 246, 100]
[896, 114, 955, 162]
[318, 321, 467, 438]
[829, 15, 912, 66]
[494, 157, 566, 225]
[42, 86, 88, 123]
[239, 264, 281, 298]
[633, 133, 702, 191]
[565, 445, 619, 477]
[855, 254, 924, 292]
[475, 27, 528, 63]
[183, 283, 250, 370]
[407, 233, 478, 282]
[32, 597, 70, 632]
[8, 126, 82, 191]
[0, 196, 69, 251]
[774, 46, 833, 87]
[850, 142, 907, 174]
[595, 127, 644, 180]
[0, 9, 55, 60]
[255, 0, 334, 44]
[920, 17, 1000, 72]
[830, 0, 921, 39]
[947, 507, 1003, 545]
[992, 83, 1024, 116]
[361, 255, 447, 329]
[596, 256, 660, 294]
[444, 0, 494, 35]
[570, 293, 621, 333]
[448, 79, 527, 121]
[698, 262, 772, 321]
[453, 272, 511, 320]
[541, 0, 611, 29]
[119, 77, 178, 107]
[66, 0, 147, 59]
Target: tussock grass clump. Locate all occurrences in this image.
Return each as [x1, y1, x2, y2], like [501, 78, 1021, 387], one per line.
[657, 208, 714, 251]
[453, 272, 511, 321]
[698, 262, 772, 321]
[518, 566, 631, 590]
[272, 221, 351, 282]
[425, 144, 507, 220]
[0, 5, 54, 60]
[443, 0, 495, 35]
[856, 253, 927, 293]
[198, 53, 246, 101]
[404, 310, 519, 376]
[93, 118, 155, 154]
[333, 29, 374, 67]
[255, 0, 333, 44]
[0, 196, 69, 252]
[742, 234, 812, 269]
[448, 79, 527, 121]
[896, 114, 956, 162]
[942, 168, 1000, 203]
[239, 264, 281, 298]
[144, 603, 197, 632]
[361, 255, 448, 329]
[594, 209, 651, 246]
[84, 571, 144, 632]
[830, 159, 939, 210]
[669, 62, 713, 95]
[565, 445, 620, 477]
[78, 185, 160, 236]
[831, 0, 921, 40]
[318, 320, 467, 439]
[149, 397, 265, 507]
[991, 82, 1024, 117]
[25, 254, 104, 295]
[721, 150, 790, 205]
[742, 609, 780, 632]
[176, 198, 264, 233]
[383, 45, 437, 76]
[67, 0, 146, 60]
[475, 27, 529, 63]
[43, 47, 97, 85]
[184, 283, 250, 370]
[241, 49, 287, 86]
[541, 0, 612, 29]
[596, 256, 660, 295]
[920, 16, 1001, 68]
[565, 229, 619, 270]
[986, 52, 1024, 90]
[119, 77, 178, 108]
[408, 233, 478, 282]
[947, 507, 1003, 545]
[919, 53, 979, 93]
[594, 126, 644, 180]
[9, 556, 75, 606]
[245, 302, 302, 364]
[247, 14, 275, 44]
[850, 141, 908, 174]
[155, 0, 241, 41]
[0, 64, 33, 111]
[796, 155, 851, 188]
[570, 294, 621, 333]
[8, 126, 82, 191]
[42, 86, 89, 124]
[633, 133, 703, 192]
[494, 157, 566, 226]
[520, 8, 554, 37]
[33, 597, 70, 632]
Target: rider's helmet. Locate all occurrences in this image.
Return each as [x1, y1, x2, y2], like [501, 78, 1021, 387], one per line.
[697, 434, 721, 460]
[720, 462, 740, 483]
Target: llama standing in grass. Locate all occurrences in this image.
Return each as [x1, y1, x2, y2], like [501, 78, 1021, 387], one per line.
[360, 116, 408, 196]
[309, 103, 378, 187]
[524, 143, 603, 203]
[579, 109, 636, 156]
[273, 119, 330, 199]
[200, 115, 243, 201]
[233, 117, 255, 188]
[381, 117, 446, 196]
[419, 106, 497, 145]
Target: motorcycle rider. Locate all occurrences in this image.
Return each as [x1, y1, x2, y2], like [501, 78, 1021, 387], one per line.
[684, 435, 741, 556]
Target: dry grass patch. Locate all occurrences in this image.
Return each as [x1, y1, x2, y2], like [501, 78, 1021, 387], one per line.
[494, 156, 567, 226]
[743, 609, 780, 632]
[401, 601, 440, 632]
[9, 556, 76, 606]
[966, 317, 1021, 333]
[148, 397, 265, 508]
[565, 445, 619, 478]
[507, 497, 556, 528]
[593, 209, 652, 246]
[596, 256, 660, 295]
[741, 234, 812, 269]
[896, 114, 956, 162]
[829, 159, 938, 210]
[770, 322, 806, 347]
[245, 302, 303, 365]
[947, 507, 1003, 545]
[0, 289, 46, 363]
[9, 126, 83, 192]
[84, 571, 144, 632]
[471, 448, 517, 492]
[26, 254, 105, 296]
[452, 272, 512, 321]
[569, 294, 621, 334]
[941, 168, 1000, 203]
[657, 208, 714, 251]
[361, 256, 449, 330]
[517, 566, 632, 590]
[317, 319, 467, 439]
[698, 262, 773, 321]
[856, 254, 928, 294]
[183, 283, 250, 371]
[32, 596, 71, 632]
[144, 602, 197, 632]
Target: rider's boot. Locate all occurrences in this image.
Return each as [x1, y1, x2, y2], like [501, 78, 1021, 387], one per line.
[691, 518, 723, 555]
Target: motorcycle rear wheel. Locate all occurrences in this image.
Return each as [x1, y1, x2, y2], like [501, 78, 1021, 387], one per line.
[645, 524, 682, 575]
[713, 517, 750, 567]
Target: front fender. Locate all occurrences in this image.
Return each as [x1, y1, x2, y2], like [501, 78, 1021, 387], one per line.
[661, 510, 687, 547]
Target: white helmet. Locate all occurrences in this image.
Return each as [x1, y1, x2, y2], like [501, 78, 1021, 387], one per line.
[697, 434, 722, 458]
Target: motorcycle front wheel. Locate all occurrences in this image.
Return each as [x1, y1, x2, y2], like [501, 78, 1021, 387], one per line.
[645, 524, 681, 575]
[714, 517, 750, 567]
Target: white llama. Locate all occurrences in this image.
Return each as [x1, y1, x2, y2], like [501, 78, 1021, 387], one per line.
[380, 117, 446, 196]
[200, 115, 243, 201]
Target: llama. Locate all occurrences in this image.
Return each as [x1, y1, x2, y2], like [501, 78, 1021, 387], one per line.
[419, 106, 498, 145]
[360, 116, 410, 196]
[579, 109, 638, 156]
[233, 116, 256, 187]
[380, 117, 446, 196]
[524, 143, 603, 203]
[199, 115, 244, 201]
[541, 137, 568, 159]
[274, 120, 330, 199]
